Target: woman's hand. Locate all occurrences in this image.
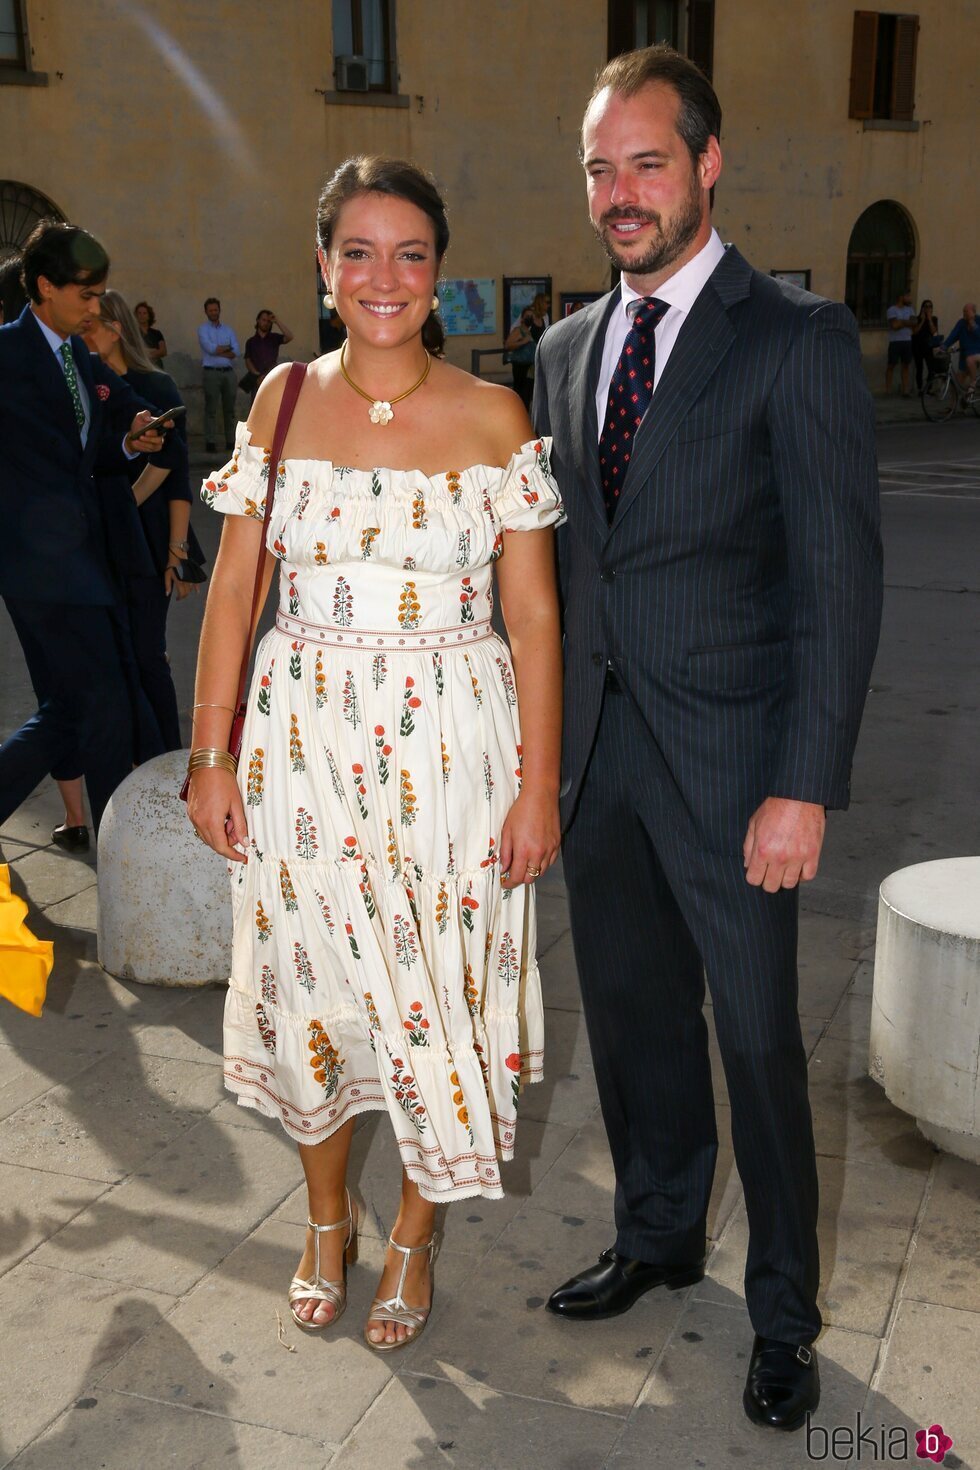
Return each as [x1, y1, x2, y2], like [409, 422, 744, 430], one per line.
[187, 768, 249, 863]
[165, 560, 195, 600]
[499, 785, 561, 889]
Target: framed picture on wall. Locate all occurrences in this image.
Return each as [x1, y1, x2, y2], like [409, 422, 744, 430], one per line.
[503, 275, 553, 333]
[770, 269, 812, 291]
[559, 290, 605, 317]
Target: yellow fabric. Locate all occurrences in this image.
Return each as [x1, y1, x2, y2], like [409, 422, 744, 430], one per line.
[0, 864, 53, 1018]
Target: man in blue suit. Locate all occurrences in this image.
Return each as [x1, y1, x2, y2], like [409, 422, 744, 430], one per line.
[534, 47, 882, 1430]
[0, 221, 168, 836]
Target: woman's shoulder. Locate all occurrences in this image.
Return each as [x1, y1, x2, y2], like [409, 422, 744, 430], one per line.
[431, 360, 532, 461]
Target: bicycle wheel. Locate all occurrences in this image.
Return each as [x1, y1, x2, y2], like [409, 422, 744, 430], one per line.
[921, 373, 957, 421]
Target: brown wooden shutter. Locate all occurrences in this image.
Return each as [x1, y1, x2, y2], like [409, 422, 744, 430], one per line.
[848, 11, 878, 119]
[688, 0, 715, 80]
[890, 14, 919, 120]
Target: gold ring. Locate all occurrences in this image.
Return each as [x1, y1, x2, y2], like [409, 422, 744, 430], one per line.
[526, 865, 541, 879]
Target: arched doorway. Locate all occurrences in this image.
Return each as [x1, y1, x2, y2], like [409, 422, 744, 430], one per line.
[845, 200, 916, 327]
[0, 181, 66, 265]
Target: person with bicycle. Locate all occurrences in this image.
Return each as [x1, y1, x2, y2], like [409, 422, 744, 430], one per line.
[943, 303, 980, 391]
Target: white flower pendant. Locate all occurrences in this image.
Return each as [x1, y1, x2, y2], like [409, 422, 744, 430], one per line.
[369, 400, 394, 425]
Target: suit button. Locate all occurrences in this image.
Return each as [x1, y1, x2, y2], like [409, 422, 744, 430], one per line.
[592, 652, 603, 666]
[600, 570, 615, 583]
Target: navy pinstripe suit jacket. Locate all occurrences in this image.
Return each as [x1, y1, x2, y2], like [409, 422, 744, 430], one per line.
[533, 245, 883, 848]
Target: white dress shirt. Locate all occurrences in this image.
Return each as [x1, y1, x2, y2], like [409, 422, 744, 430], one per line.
[595, 228, 727, 437]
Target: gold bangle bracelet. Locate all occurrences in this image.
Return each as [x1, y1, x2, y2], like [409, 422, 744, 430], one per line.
[191, 703, 236, 715]
[187, 749, 238, 775]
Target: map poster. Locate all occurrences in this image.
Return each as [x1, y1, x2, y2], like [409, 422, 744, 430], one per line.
[439, 278, 497, 336]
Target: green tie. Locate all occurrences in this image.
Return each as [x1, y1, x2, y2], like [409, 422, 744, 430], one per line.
[59, 341, 86, 431]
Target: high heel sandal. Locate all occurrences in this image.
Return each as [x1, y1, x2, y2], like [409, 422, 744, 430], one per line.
[288, 1188, 358, 1332]
[364, 1232, 439, 1353]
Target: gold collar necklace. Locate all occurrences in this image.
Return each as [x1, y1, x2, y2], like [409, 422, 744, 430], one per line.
[339, 342, 431, 425]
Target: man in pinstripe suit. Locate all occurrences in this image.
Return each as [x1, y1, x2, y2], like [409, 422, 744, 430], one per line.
[533, 46, 882, 1431]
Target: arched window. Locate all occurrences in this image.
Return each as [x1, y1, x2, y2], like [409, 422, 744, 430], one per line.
[0, 181, 66, 264]
[845, 200, 916, 328]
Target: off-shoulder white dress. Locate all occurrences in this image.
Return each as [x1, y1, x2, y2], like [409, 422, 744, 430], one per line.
[202, 429, 564, 1201]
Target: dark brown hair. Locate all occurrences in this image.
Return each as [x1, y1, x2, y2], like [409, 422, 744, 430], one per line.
[134, 300, 156, 326]
[584, 43, 722, 172]
[316, 156, 448, 356]
[20, 221, 110, 304]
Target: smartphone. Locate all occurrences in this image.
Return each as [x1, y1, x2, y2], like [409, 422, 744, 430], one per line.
[127, 403, 187, 440]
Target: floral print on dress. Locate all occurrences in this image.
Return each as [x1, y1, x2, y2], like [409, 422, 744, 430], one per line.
[255, 1002, 277, 1054]
[278, 861, 298, 913]
[402, 999, 431, 1045]
[260, 964, 277, 1004]
[294, 941, 317, 993]
[289, 713, 305, 772]
[294, 807, 318, 859]
[400, 769, 417, 827]
[309, 1019, 343, 1100]
[400, 677, 421, 735]
[333, 575, 353, 626]
[389, 1049, 427, 1133]
[374, 725, 392, 785]
[398, 581, 421, 630]
[246, 748, 265, 807]
[255, 899, 272, 943]
[459, 576, 477, 623]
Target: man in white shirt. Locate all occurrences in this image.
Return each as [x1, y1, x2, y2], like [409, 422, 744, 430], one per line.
[533, 43, 881, 1433]
[197, 297, 240, 452]
[885, 291, 915, 396]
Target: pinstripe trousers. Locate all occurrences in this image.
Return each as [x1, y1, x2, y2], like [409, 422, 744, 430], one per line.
[563, 680, 821, 1344]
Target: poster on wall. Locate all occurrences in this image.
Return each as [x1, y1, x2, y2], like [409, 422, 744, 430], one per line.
[503, 276, 553, 333]
[439, 278, 497, 336]
[559, 290, 605, 317]
[770, 269, 812, 290]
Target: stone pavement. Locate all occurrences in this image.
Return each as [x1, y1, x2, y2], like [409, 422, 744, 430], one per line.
[1, 423, 978, 1468]
[0, 784, 976, 1469]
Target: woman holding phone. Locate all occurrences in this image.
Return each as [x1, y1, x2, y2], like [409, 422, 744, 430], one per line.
[85, 290, 202, 752]
[188, 156, 563, 1350]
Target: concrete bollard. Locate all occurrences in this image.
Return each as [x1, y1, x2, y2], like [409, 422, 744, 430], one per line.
[97, 750, 232, 986]
[870, 857, 980, 1163]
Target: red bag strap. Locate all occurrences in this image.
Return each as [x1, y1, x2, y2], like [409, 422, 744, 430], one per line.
[233, 360, 307, 712]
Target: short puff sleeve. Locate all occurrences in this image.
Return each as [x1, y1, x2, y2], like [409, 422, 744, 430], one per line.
[493, 437, 565, 533]
[200, 424, 268, 520]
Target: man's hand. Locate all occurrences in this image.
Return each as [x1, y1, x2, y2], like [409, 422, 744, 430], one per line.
[743, 797, 826, 893]
[126, 410, 169, 453]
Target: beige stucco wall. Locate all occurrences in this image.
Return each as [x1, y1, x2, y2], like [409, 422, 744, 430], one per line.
[2, 0, 974, 394]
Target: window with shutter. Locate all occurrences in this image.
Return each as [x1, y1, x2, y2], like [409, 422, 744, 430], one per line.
[849, 11, 878, 119]
[688, 0, 714, 79]
[848, 10, 919, 121]
[606, 0, 713, 76]
[890, 15, 919, 120]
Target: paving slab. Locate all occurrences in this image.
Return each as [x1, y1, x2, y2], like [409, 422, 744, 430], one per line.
[331, 1373, 622, 1470]
[6, 1390, 334, 1470]
[797, 912, 864, 1019]
[534, 890, 571, 958]
[0, 785, 68, 847]
[850, 957, 876, 996]
[537, 930, 583, 1014]
[608, 1297, 881, 1468]
[0, 1261, 175, 1462]
[902, 1154, 980, 1313]
[411, 1206, 689, 1415]
[32, 1114, 299, 1296]
[0, 1161, 107, 1277]
[530, 1106, 742, 1246]
[808, 1031, 936, 1169]
[102, 1217, 402, 1445]
[699, 1152, 930, 1335]
[0, 960, 197, 1059]
[128, 983, 227, 1066]
[5, 844, 95, 910]
[868, 1299, 979, 1469]
[0, 1041, 99, 1124]
[519, 1005, 599, 1128]
[40, 884, 99, 933]
[0, 1052, 223, 1183]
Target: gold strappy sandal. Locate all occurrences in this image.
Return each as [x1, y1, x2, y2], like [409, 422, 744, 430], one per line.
[363, 1231, 439, 1352]
[288, 1188, 358, 1332]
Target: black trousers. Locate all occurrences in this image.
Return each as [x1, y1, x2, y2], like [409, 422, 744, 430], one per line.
[0, 598, 135, 834]
[562, 681, 820, 1344]
[128, 576, 181, 753]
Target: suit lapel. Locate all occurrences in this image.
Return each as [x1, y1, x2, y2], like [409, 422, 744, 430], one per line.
[22, 307, 82, 446]
[610, 246, 752, 533]
[568, 290, 620, 543]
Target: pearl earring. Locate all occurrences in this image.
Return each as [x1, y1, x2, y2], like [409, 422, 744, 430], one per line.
[323, 291, 335, 310]
[431, 295, 439, 312]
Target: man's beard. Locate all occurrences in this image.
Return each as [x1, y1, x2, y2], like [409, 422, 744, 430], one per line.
[593, 178, 703, 277]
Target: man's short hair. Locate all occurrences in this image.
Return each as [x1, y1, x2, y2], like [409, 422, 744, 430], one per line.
[583, 44, 722, 172]
[204, 296, 221, 311]
[20, 221, 110, 305]
[0, 254, 28, 323]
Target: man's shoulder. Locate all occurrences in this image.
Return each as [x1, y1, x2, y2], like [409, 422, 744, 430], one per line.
[740, 263, 854, 337]
[538, 292, 616, 361]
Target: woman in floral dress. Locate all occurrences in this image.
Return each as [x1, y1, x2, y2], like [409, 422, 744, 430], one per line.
[188, 157, 563, 1350]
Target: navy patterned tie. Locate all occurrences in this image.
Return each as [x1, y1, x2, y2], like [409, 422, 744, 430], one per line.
[599, 296, 669, 522]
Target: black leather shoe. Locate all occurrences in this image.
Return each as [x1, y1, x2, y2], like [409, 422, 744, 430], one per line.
[743, 1335, 820, 1431]
[52, 823, 90, 853]
[547, 1249, 705, 1321]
